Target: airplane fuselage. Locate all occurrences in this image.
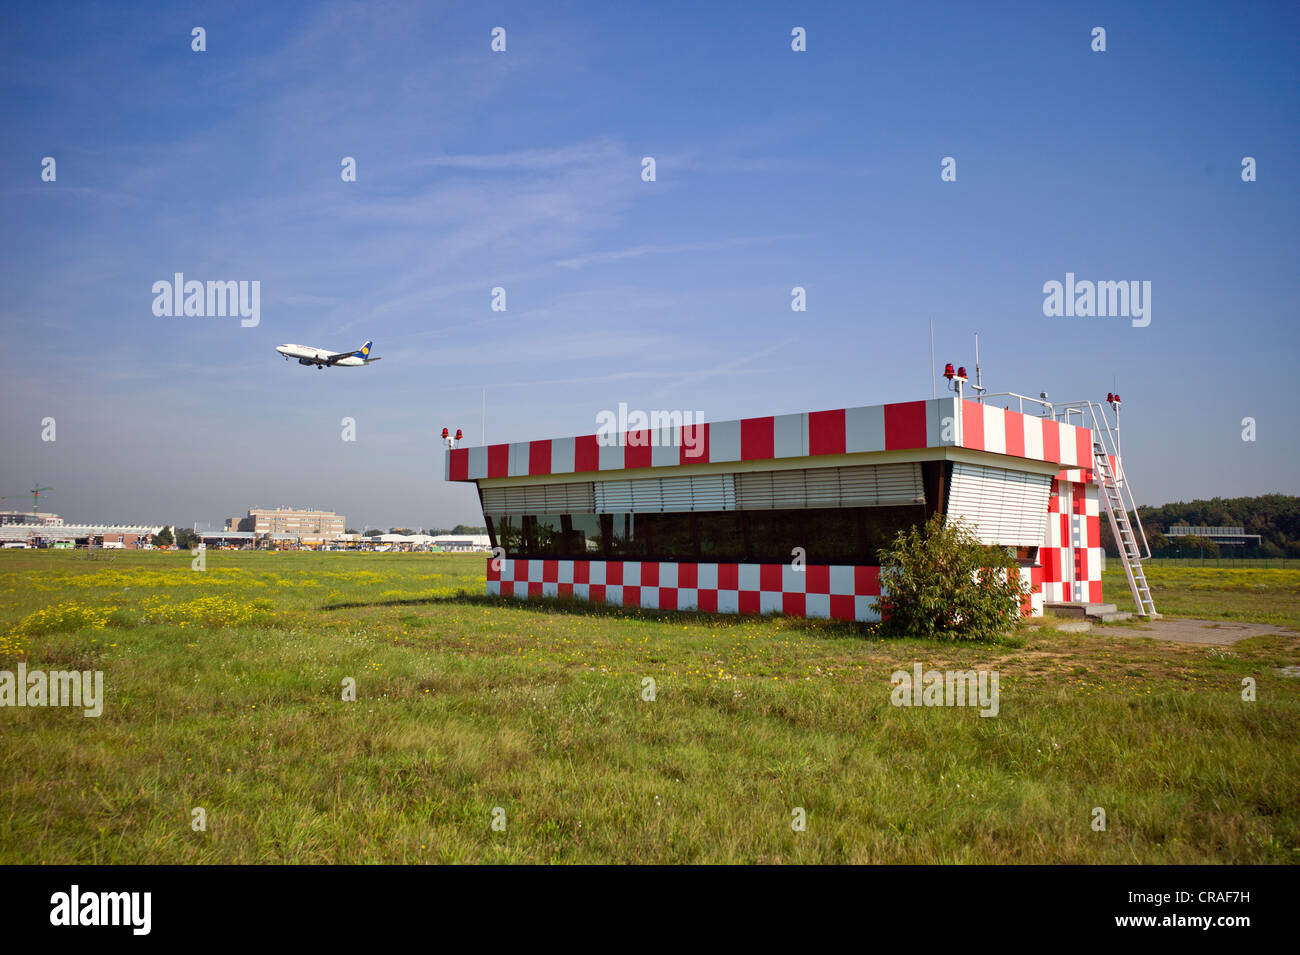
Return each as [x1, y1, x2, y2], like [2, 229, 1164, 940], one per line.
[275, 342, 379, 368]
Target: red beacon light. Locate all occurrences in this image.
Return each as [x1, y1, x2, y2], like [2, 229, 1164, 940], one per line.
[454, 429, 463, 441]
[956, 366, 967, 379]
[943, 363, 955, 380]
[441, 427, 449, 439]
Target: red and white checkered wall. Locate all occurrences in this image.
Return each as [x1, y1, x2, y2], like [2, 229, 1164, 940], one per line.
[488, 558, 884, 621]
[485, 558, 1043, 621]
[1041, 477, 1103, 603]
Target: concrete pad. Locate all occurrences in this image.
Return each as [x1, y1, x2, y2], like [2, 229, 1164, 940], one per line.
[1105, 618, 1295, 646]
[1025, 620, 1092, 634]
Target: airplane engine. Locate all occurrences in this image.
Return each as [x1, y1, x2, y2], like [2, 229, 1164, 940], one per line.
[298, 358, 311, 365]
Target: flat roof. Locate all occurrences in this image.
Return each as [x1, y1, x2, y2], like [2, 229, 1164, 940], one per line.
[0, 524, 162, 535]
[446, 397, 1096, 484]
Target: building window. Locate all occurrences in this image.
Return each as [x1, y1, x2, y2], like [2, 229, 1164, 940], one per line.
[490, 515, 525, 554]
[564, 513, 604, 555]
[524, 514, 564, 555]
[694, 512, 745, 562]
[487, 506, 925, 565]
[637, 512, 697, 560]
[606, 512, 646, 559]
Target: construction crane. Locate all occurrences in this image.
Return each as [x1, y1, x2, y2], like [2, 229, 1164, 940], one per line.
[29, 484, 52, 516]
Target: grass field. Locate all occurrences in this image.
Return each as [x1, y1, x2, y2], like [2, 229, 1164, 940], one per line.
[1104, 562, 1300, 628]
[1, 550, 1297, 864]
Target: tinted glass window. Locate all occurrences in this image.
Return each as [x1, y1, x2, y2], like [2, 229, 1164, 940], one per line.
[565, 513, 604, 555]
[745, 508, 858, 564]
[744, 510, 799, 562]
[862, 506, 923, 561]
[607, 512, 648, 558]
[525, 514, 564, 555]
[696, 512, 745, 562]
[491, 514, 525, 554]
[638, 512, 697, 560]
[796, 508, 862, 563]
[489, 506, 924, 563]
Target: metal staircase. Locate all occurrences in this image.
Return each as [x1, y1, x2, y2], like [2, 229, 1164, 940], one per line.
[1090, 442, 1158, 617]
[1058, 398, 1159, 618]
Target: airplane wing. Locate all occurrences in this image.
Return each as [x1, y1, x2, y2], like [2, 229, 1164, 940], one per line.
[324, 351, 355, 363]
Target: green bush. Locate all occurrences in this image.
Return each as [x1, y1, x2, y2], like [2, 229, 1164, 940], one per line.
[875, 514, 1029, 641]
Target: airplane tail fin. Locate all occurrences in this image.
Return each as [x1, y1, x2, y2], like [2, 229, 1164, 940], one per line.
[356, 340, 374, 359]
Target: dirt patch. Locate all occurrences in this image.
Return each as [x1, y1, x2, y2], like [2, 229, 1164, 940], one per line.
[1105, 618, 1296, 646]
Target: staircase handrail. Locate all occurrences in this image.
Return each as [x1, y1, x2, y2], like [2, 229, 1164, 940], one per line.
[972, 392, 1056, 416]
[1057, 400, 1153, 562]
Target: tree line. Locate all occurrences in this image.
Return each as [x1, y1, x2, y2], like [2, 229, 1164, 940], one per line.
[1100, 494, 1300, 558]
[365, 525, 487, 537]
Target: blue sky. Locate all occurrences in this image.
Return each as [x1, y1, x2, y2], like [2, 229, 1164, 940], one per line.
[1, 0, 1297, 529]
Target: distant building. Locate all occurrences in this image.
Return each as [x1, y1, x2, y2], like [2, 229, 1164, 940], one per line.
[198, 530, 259, 548]
[1167, 526, 1262, 547]
[431, 534, 491, 552]
[227, 507, 345, 542]
[0, 522, 163, 548]
[0, 511, 62, 526]
[355, 533, 491, 552]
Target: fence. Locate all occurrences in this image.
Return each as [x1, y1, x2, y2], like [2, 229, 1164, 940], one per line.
[1103, 555, 1296, 570]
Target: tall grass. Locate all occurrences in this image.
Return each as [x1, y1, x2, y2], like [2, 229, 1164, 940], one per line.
[1, 551, 1296, 863]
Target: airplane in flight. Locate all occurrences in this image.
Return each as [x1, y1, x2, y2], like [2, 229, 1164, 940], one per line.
[275, 340, 382, 369]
